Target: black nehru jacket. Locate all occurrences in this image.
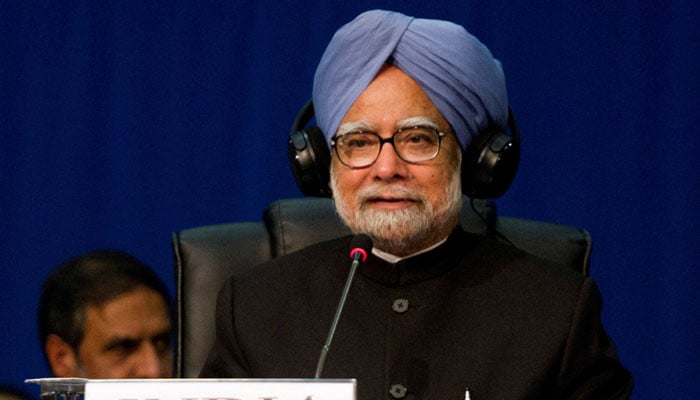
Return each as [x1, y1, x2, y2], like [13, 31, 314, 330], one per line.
[200, 228, 633, 399]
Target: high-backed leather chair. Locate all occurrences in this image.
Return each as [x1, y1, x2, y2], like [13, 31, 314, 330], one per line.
[171, 197, 592, 378]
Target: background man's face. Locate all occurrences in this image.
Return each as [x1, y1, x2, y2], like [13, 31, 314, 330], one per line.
[74, 286, 173, 378]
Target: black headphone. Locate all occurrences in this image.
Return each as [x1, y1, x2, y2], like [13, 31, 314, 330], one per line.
[288, 99, 520, 199]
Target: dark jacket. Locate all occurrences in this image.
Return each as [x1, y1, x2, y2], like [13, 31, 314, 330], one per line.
[200, 228, 632, 399]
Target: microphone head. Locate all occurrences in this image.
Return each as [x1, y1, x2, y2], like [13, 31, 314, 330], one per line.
[349, 234, 373, 262]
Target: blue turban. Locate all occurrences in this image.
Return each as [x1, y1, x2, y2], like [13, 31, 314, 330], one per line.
[312, 9, 508, 150]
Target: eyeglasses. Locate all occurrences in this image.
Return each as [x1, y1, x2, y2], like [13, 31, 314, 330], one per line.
[330, 126, 448, 168]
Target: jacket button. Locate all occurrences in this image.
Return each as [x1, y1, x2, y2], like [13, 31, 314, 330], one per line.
[392, 298, 409, 313]
[389, 384, 407, 399]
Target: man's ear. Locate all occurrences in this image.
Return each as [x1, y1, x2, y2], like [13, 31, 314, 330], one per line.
[45, 333, 80, 377]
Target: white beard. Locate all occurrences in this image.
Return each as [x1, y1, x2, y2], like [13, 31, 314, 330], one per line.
[331, 167, 462, 256]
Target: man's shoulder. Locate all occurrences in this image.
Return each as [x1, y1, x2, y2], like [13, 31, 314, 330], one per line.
[234, 234, 354, 283]
[469, 235, 588, 294]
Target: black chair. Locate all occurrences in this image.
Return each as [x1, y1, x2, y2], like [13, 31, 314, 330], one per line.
[171, 196, 592, 378]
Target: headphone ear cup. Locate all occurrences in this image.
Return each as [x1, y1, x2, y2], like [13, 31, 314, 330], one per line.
[461, 128, 521, 199]
[288, 126, 332, 197]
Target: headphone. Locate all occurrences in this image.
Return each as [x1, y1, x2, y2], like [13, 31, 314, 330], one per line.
[288, 99, 521, 199]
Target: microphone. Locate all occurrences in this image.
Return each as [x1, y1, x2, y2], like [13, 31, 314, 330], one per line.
[314, 234, 373, 379]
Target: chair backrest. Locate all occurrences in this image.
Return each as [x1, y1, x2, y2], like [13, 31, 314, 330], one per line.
[171, 197, 592, 378]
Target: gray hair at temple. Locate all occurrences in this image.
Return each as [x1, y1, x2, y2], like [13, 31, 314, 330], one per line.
[313, 9, 508, 150]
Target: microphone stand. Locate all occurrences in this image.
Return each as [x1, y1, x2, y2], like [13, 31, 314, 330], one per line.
[314, 251, 363, 379]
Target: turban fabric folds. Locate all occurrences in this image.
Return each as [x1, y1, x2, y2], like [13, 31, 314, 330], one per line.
[312, 9, 508, 150]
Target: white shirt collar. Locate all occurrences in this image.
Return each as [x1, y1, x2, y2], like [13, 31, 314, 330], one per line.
[371, 236, 449, 263]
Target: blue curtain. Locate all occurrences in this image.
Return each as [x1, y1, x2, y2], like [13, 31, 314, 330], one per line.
[2, 1, 698, 398]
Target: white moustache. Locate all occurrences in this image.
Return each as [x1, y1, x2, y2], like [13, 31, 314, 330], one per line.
[356, 184, 426, 204]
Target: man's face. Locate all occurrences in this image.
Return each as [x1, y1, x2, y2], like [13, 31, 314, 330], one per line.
[74, 286, 173, 378]
[331, 65, 462, 256]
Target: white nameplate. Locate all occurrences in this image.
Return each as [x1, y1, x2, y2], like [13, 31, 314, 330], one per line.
[85, 379, 356, 400]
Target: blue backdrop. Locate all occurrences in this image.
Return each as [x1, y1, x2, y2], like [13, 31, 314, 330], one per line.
[2, 1, 698, 398]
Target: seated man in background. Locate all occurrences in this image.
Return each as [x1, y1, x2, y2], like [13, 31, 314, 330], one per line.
[39, 249, 173, 378]
[200, 9, 633, 399]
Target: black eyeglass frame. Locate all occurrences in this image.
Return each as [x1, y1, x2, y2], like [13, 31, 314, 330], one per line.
[330, 125, 449, 168]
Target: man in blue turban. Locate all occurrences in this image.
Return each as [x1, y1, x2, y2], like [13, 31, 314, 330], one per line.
[201, 10, 633, 399]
